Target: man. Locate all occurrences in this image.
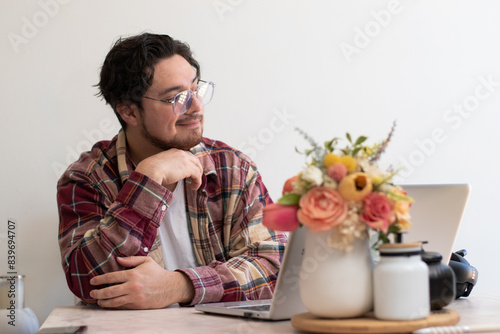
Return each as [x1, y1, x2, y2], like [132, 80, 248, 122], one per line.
[57, 33, 286, 309]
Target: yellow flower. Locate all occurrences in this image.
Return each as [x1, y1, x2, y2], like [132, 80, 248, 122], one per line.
[337, 172, 373, 201]
[371, 175, 383, 187]
[340, 155, 356, 173]
[397, 218, 412, 231]
[395, 200, 412, 231]
[387, 186, 413, 203]
[363, 144, 378, 157]
[323, 153, 341, 169]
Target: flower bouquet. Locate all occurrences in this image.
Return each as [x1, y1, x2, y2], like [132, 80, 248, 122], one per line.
[263, 122, 413, 251]
[262, 123, 414, 318]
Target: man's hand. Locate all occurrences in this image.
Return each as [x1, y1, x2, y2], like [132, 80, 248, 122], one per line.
[135, 149, 203, 191]
[89, 256, 195, 309]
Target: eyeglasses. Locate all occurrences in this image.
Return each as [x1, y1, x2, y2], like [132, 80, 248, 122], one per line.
[143, 80, 215, 115]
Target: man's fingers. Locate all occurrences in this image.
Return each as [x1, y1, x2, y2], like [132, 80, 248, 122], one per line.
[88, 257, 182, 309]
[91, 279, 148, 309]
[96, 294, 129, 309]
[90, 273, 117, 286]
[116, 256, 148, 268]
[137, 149, 205, 190]
[188, 155, 203, 190]
[90, 283, 125, 300]
[90, 269, 128, 286]
[90, 257, 149, 286]
[189, 173, 202, 190]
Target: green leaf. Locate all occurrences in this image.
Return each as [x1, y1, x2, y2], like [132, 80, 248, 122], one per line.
[388, 224, 401, 234]
[378, 232, 390, 244]
[278, 193, 301, 205]
[354, 136, 368, 146]
[352, 147, 361, 156]
[324, 137, 339, 152]
[324, 139, 334, 152]
[346, 132, 352, 143]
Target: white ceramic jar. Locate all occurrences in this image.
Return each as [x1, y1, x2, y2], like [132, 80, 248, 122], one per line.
[373, 243, 430, 320]
[299, 228, 373, 318]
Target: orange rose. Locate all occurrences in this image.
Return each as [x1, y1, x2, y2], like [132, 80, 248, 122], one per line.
[263, 203, 300, 232]
[282, 175, 298, 195]
[394, 200, 411, 231]
[297, 187, 348, 232]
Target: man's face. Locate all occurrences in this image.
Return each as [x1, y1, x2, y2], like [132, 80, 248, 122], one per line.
[138, 54, 204, 151]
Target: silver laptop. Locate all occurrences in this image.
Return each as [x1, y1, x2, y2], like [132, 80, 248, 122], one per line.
[195, 184, 470, 320]
[195, 226, 308, 320]
[399, 184, 470, 262]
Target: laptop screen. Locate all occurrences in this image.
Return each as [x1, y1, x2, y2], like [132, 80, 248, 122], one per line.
[399, 184, 470, 262]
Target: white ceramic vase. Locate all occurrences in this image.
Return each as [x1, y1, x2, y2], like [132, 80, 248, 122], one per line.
[299, 227, 373, 318]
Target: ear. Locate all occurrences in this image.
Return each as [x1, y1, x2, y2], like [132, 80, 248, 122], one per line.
[116, 102, 141, 127]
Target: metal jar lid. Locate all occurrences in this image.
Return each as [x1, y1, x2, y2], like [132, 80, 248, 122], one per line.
[379, 242, 423, 256]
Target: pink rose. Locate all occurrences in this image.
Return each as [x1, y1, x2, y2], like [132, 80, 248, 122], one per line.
[297, 187, 348, 232]
[360, 192, 396, 233]
[327, 163, 348, 182]
[263, 203, 300, 232]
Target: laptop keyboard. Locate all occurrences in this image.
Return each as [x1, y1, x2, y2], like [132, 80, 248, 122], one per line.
[229, 304, 271, 311]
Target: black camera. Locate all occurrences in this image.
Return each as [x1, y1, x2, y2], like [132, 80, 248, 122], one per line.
[449, 249, 478, 299]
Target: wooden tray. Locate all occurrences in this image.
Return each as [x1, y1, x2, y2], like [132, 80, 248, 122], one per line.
[291, 309, 460, 333]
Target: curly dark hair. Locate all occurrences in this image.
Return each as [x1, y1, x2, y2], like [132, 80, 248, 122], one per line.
[96, 33, 201, 128]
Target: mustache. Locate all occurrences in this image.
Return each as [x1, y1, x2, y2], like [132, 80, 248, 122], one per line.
[176, 114, 203, 124]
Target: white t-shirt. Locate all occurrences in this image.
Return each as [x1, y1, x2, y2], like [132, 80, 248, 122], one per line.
[158, 181, 198, 271]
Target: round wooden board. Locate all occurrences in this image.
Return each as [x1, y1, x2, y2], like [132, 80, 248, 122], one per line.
[291, 309, 460, 333]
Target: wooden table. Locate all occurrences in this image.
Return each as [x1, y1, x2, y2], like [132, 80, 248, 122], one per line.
[38, 293, 500, 333]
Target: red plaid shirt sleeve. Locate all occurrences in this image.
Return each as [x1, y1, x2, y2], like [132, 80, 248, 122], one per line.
[57, 142, 172, 303]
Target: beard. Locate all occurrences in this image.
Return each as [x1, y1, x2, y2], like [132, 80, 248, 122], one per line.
[140, 115, 204, 151]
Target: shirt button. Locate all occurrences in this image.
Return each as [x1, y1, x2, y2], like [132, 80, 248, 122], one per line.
[161, 205, 167, 211]
[143, 247, 149, 253]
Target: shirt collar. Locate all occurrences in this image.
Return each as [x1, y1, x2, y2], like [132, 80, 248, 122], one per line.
[117, 129, 131, 184]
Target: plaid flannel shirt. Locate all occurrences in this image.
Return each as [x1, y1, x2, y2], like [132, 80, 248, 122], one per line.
[57, 130, 287, 306]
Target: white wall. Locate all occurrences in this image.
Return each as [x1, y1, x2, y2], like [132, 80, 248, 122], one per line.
[1, 0, 499, 324]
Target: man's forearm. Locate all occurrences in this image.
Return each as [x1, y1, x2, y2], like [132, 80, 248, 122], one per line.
[87, 257, 196, 309]
[58, 171, 172, 302]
